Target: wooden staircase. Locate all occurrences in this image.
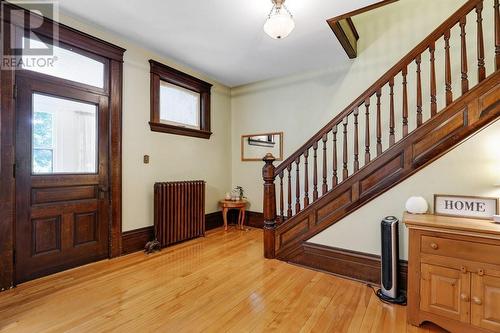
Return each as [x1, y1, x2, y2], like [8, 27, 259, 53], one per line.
[262, 0, 500, 262]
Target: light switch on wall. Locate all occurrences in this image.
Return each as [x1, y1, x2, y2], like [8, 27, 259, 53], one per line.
[143, 155, 150, 164]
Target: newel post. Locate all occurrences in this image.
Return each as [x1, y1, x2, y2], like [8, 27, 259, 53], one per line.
[262, 153, 277, 259]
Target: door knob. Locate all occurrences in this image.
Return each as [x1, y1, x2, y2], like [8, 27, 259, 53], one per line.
[472, 297, 482, 305]
[460, 293, 470, 302]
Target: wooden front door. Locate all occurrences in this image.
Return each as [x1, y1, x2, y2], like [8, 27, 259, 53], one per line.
[15, 74, 110, 283]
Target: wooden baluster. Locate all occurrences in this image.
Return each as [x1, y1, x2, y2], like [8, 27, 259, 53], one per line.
[343, 118, 349, 181]
[444, 29, 453, 106]
[287, 165, 292, 218]
[313, 142, 318, 201]
[322, 134, 328, 195]
[459, 17, 469, 94]
[376, 89, 382, 156]
[430, 42, 437, 117]
[477, 1, 486, 82]
[279, 171, 284, 220]
[389, 78, 395, 146]
[402, 65, 409, 136]
[353, 108, 359, 173]
[295, 157, 301, 214]
[364, 98, 371, 165]
[416, 55, 423, 127]
[496, 0, 499, 70]
[262, 153, 276, 259]
[332, 125, 338, 186]
[303, 150, 309, 208]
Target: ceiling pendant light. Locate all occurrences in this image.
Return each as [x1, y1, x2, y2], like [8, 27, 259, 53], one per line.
[263, 0, 295, 40]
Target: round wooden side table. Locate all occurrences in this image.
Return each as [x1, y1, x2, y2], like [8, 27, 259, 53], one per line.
[219, 199, 247, 230]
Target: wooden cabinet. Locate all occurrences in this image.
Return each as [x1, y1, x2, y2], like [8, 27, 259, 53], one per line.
[405, 213, 500, 333]
[472, 272, 500, 331]
[420, 263, 470, 323]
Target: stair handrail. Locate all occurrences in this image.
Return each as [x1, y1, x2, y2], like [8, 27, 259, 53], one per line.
[262, 0, 499, 259]
[274, 0, 483, 176]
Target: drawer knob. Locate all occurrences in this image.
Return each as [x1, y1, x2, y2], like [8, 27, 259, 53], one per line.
[478, 269, 484, 276]
[460, 293, 470, 302]
[473, 297, 482, 305]
[430, 243, 439, 250]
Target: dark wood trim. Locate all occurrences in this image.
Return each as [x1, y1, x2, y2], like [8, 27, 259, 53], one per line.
[327, 0, 399, 23]
[2, 2, 125, 61]
[148, 122, 212, 139]
[122, 226, 155, 255]
[292, 243, 408, 292]
[245, 211, 264, 229]
[205, 212, 224, 231]
[327, 19, 359, 59]
[149, 60, 212, 92]
[0, 4, 124, 289]
[0, 18, 16, 291]
[149, 60, 212, 139]
[109, 59, 123, 258]
[207, 210, 264, 230]
[327, 1, 398, 59]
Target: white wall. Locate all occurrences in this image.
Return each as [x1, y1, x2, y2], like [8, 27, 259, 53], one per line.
[230, 0, 499, 258]
[57, 14, 233, 232]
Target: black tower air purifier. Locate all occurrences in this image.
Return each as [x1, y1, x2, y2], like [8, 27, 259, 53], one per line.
[376, 216, 406, 305]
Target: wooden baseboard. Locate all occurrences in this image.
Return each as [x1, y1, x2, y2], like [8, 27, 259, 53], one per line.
[122, 211, 264, 255]
[209, 210, 264, 229]
[205, 211, 224, 231]
[291, 242, 408, 292]
[245, 211, 264, 229]
[122, 226, 155, 255]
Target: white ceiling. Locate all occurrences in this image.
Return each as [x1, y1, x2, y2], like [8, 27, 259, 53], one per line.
[57, 0, 379, 87]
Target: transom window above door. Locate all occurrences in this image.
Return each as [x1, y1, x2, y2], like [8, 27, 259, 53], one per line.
[21, 37, 106, 89]
[149, 60, 212, 139]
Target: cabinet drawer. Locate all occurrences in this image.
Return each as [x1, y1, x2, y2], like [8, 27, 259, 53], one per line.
[421, 236, 500, 266]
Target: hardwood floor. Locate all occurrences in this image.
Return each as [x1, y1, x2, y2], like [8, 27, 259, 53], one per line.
[0, 227, 446, 332]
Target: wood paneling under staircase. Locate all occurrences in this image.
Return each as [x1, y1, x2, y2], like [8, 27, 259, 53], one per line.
[262, 0, 500, 262]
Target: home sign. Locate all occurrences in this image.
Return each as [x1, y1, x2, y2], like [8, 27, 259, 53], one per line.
[434, 194, 499, 220]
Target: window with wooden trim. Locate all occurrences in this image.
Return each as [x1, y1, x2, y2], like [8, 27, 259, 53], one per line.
[149, 60, 212, 139]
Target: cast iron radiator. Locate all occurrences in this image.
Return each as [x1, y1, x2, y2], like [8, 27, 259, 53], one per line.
[153, 180, 205, 248]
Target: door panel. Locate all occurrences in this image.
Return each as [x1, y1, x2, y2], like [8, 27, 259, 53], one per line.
[420, 263, 471, 323]
[472, 273, 500, 331]
[15, 75, 110, 283]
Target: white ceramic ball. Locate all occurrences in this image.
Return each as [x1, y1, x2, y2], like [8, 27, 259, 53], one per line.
[405, 196, 428, 214]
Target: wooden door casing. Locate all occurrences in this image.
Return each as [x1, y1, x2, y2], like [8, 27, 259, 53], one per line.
[15, 74, 110, 283]
[420, 263, 471, 323]
[472, 272, 500, 332]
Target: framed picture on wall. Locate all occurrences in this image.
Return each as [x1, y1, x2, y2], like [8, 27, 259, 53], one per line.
[241, 132, 283, 161]
[434, 194, 499, 220]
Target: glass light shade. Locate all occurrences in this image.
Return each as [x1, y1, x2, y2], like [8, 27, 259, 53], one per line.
[264, 10, 295, 40]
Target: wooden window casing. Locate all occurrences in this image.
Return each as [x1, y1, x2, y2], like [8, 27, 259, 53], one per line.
[149, 60, 212, 139]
